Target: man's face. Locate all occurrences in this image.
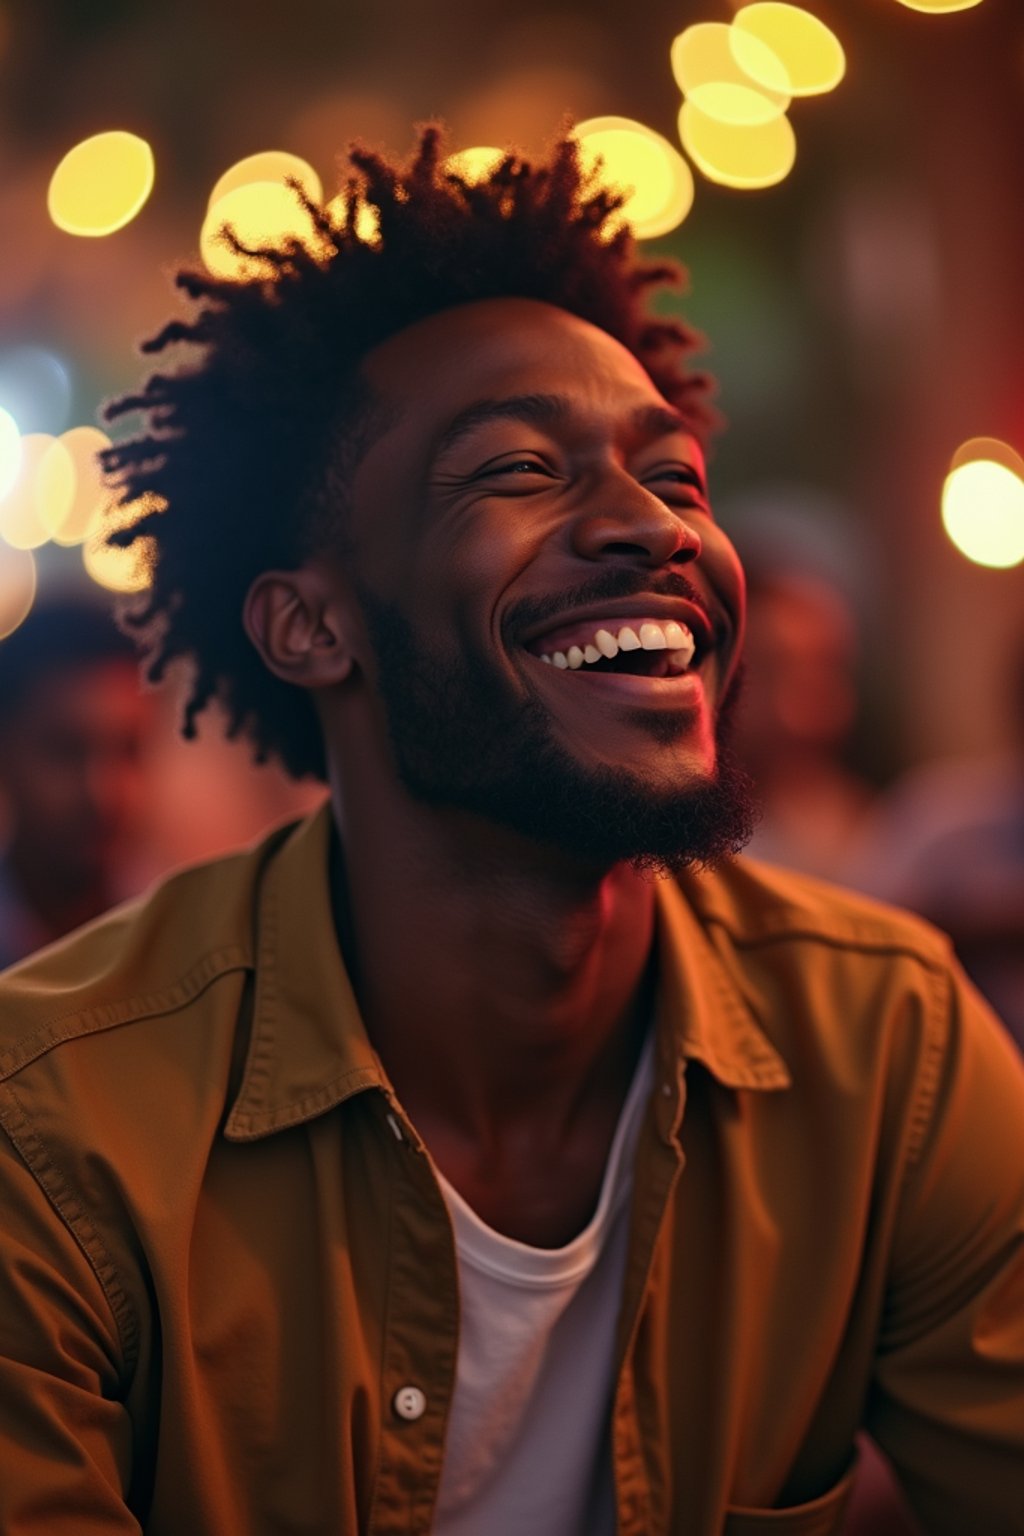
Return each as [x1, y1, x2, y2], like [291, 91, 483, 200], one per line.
[0, 660, 150, 889]
[338, 297, 751, 873]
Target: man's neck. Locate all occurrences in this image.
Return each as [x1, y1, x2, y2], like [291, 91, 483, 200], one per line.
[327, 782, 658, 1241]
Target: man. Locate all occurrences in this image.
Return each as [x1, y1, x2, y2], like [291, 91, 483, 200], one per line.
[0, 594, 152, 968]
[0, 129, 1021, 1535]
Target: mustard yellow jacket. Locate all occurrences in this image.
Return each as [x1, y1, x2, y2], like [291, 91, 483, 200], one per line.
[1, 806, 1022, 1535]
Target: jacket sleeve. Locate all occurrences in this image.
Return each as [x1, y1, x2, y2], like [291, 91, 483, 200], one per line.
[866, 964, 1024, 1536]
[0, 1124, 141, 1533]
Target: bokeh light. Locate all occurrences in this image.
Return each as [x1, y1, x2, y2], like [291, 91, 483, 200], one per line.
[82, 496, 158, 593]
[893, 0, 985, 12]
[0, 433, 74, 550]
[0, 407, 21, 502]
[201, 182, 329, 281]
[323, 192, 381, 245]
[0, 346, 72, 435]
[671, 23, 790, 125]
[0, 545, 37, 642]
[44, 425, 113, 545]
[942, 460, 1024, 569]
[48, 130, 155, 237]
[678, 100, 797, 189]
[950, 436, 1024, 479]
[575, 117, 695, 238]
[208, 151, 323, 210]
[731, 5, 846, 97]
[444, 146, 505, 184]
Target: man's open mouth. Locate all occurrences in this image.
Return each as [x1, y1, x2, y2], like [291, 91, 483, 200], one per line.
[522, 616, 702, 680]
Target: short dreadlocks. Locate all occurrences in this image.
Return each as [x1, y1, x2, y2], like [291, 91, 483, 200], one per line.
[102, 125, 714, 781]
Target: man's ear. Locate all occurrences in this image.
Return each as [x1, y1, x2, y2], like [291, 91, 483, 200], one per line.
[243, 565, 357, 690]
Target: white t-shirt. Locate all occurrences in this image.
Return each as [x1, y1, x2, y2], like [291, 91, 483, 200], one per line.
[432, 1031, 656, 1536]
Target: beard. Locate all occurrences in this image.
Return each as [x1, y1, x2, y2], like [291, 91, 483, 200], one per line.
[354, 582, 757, 877]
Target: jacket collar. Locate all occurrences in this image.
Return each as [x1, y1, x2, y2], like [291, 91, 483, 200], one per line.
[652, 875, 790, 1092]
[225, 806, 789, 1141]
[225, 805, 383, 1141]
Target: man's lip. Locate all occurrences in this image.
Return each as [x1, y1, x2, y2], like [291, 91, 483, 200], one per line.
[517, 597, 719, 658]
[525, 659, 707, 703]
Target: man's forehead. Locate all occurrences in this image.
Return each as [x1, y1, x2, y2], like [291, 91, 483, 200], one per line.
[360, 297, 655, 397]
[357, 297, 679, 449]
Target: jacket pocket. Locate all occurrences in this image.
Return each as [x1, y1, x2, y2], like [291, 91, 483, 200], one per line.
[722, 1459, 857, 1536]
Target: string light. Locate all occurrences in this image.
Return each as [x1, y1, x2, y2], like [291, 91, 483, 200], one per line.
[731, 5, 846, 97]
[949, 436, 1024, 479]
[208, 151, 323, 210]
[0, 545, 37, 642]
[200, 182, 329, 281]
[44, 425, 113, 546]
[575, 117, 695, 238]
[671, 22, 791, 126]
[942, 458, 1024, 570]
[323, 193, 381, 244]
[0, 433, 73, 550]
[0, 406, 20, 501]
[82, 499, 157, 593]
[678, 100, 797, 189]
[444, 147, 505, 184]
[48, 130, 155, 236]
[893, 0, 985, 13]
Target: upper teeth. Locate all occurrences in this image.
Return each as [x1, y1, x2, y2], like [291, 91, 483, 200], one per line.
[537, 620, 695, 671]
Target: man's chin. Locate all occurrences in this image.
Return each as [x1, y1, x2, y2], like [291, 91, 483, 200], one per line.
[421, 746, 757, 878]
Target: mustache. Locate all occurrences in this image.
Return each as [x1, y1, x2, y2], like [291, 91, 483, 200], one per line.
[505, 570, 712, 641]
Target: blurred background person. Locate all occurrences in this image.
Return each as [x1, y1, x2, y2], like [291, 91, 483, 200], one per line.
[843, 624, 1024, 1055]
[731, 559, 879, 881]
[0, 593, 154, 967]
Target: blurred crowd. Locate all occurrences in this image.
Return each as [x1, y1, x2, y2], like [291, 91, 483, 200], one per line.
[0, 591, 323, 972]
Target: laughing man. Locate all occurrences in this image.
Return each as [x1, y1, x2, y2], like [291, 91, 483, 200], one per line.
[1, 129, 1022, 1536]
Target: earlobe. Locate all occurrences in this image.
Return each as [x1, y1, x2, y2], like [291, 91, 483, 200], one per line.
[243, 569, 356, 689]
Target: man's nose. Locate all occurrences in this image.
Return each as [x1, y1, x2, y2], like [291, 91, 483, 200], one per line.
[569, 473, 702, 567]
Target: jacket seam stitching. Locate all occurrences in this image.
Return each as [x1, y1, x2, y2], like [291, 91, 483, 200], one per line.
[0, 945, 252, 1083]
[0, 1081, 139, 1379]
[903, 964, 949, 1171]
[700, 918, 952, 969]
[366, 1117, 400, 1536]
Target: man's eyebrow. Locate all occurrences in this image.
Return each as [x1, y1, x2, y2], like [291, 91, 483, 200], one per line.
[430, 394, 697, 468]
[431, 393, 572, 463]
[631, 404, 692, 443]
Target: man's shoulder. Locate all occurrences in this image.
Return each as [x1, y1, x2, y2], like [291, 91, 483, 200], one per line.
[0, 819, 298, 1086]
[678, 852, 955, 971]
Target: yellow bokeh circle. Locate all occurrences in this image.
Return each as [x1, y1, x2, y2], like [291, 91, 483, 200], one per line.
[0, 433, 74, 550]
[575, 117, 695, 239]
[949, 437, 1024, 481]
[687, 80, 788, 129]
[0, 545, 37, 641]
[324, 194, 382, 245]
[45, 425, 114, 545]
[678, 100, 796, 190]
[48, 130, 155, 237]
[0, 406, 21, 501]
[731, 5, 846, 97]
[444, 146, 505, 185]
[208, 151, 323, 211]
[893, 0, 984, 12]
[82, 496, 159, 594]
[941, 460, 1024, 570]
[201, 182, 330, 281]
[671, 22, 790, 122]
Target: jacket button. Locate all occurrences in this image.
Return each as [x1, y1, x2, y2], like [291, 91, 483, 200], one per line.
[393, 1385, 427, 1422]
